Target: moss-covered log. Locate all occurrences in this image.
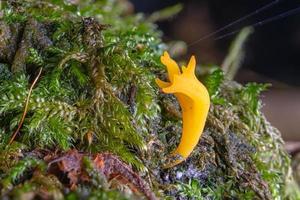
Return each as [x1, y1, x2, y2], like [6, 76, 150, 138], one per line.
[0, 0, 299, 199]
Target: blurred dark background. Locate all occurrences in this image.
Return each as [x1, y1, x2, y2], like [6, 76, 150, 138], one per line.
[130, 0, 300, 145]
[131, 0, 300, 85]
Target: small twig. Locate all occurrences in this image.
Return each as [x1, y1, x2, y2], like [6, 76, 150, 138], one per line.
[9, 68, 43, 145]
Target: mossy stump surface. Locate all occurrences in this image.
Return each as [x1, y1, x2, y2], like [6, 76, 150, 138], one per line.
[0, 1, 298, 199]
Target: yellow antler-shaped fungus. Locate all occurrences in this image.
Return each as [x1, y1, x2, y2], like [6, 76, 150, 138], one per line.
[156, 51, 210, 168]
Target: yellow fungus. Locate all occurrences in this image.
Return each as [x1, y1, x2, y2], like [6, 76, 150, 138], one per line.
[156, 51, 210, 168]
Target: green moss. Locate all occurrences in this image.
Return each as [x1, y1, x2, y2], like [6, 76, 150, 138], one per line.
[0, 0, 299, 199]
